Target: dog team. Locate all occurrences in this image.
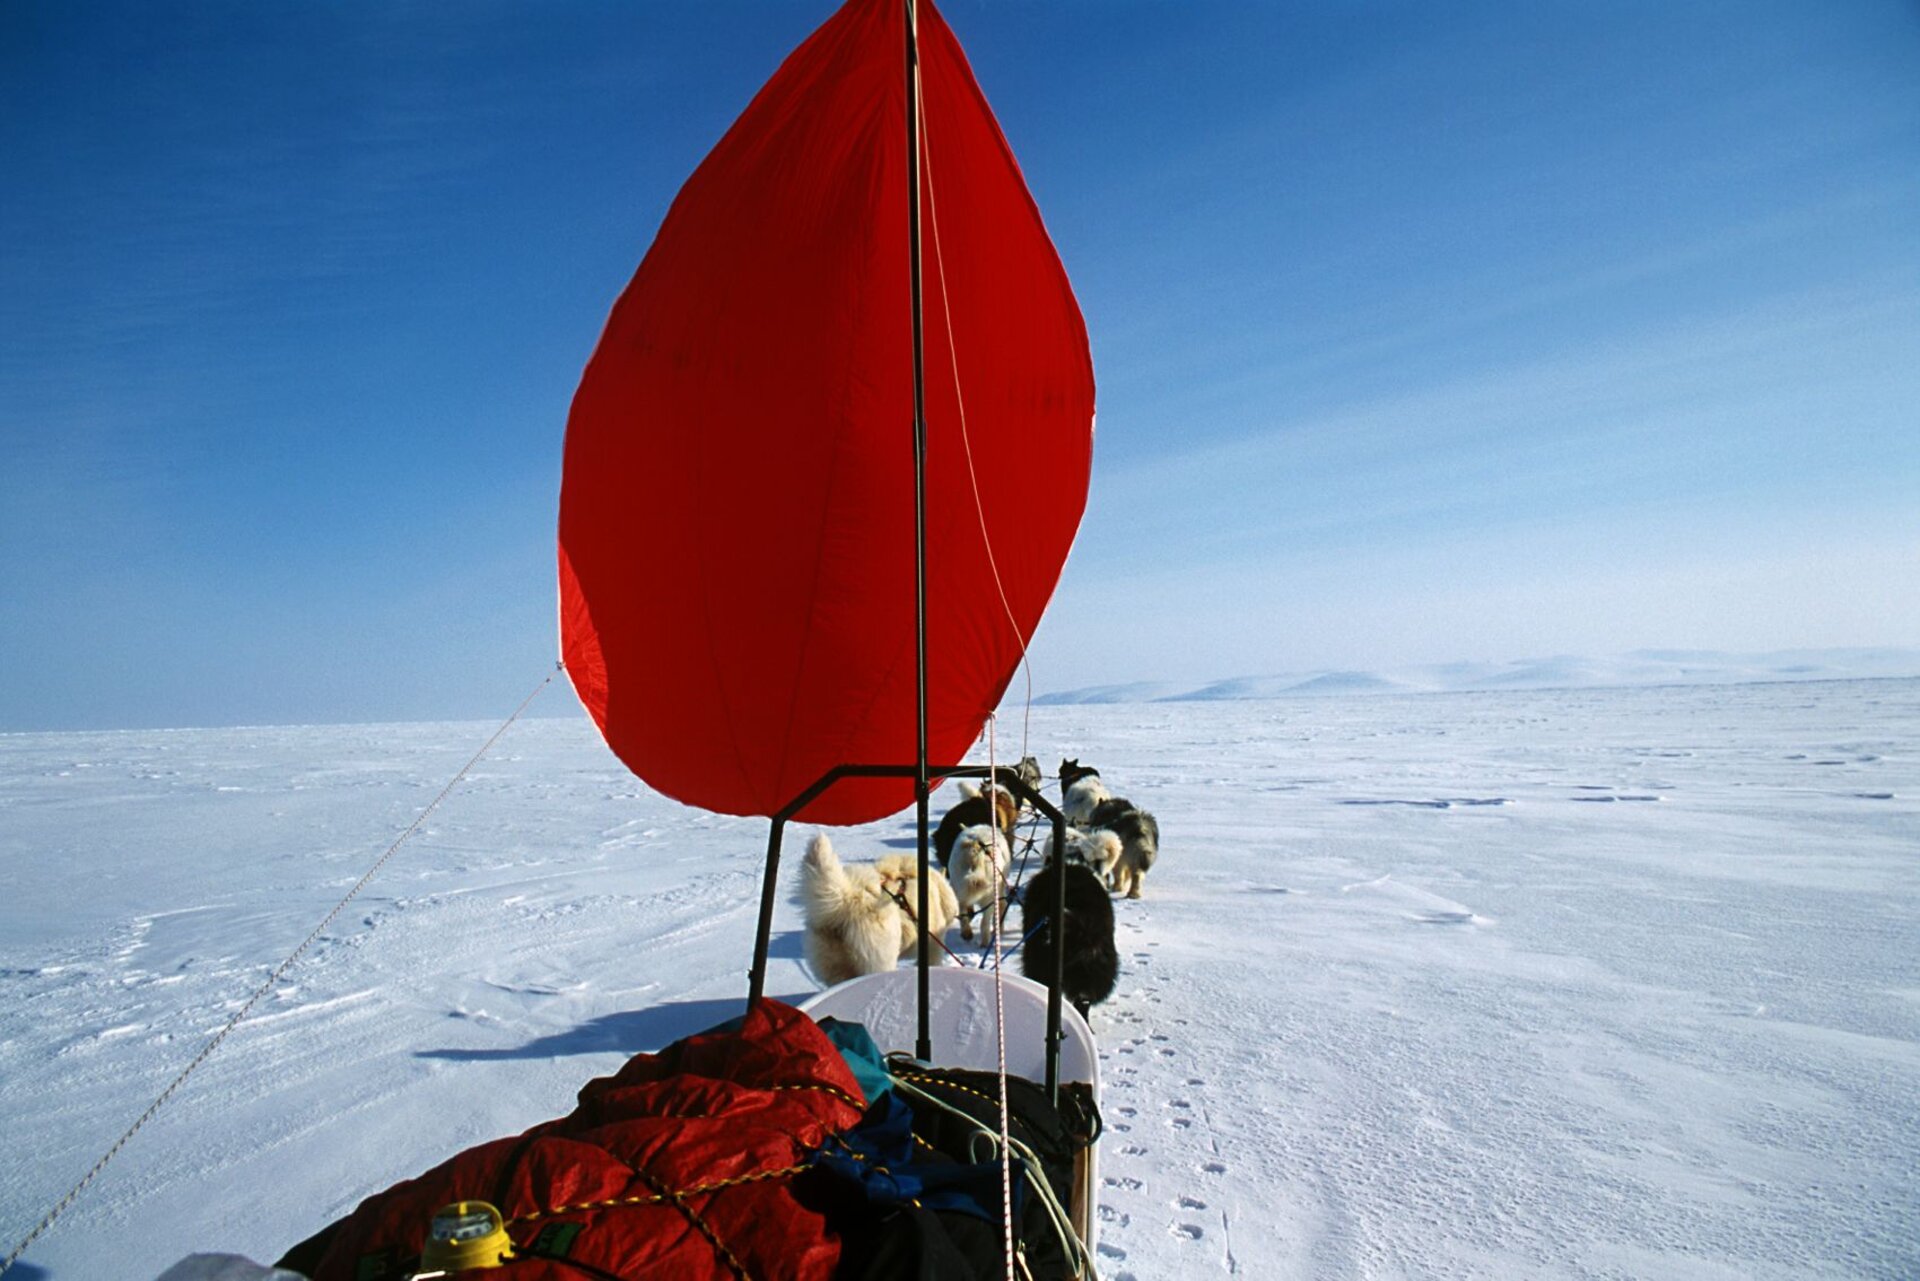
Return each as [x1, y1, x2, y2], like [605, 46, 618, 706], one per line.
[800, 756, 1161, 1020]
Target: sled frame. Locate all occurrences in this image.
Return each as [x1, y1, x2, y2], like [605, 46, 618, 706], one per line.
[747, 765, 1070, 1100]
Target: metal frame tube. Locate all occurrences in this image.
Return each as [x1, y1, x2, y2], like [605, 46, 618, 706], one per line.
[747, 764, 1069, 1102]
[904, 0, 933, 1066]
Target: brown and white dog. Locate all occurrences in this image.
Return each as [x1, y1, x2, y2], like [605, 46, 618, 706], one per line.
[934, 783, 1019, 870]
[800, 833, 959, 986]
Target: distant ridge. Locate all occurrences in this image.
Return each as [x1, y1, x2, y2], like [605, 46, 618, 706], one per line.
[1029, 680, 1186, 705]
[1032, 647, 1920, 705]
[1174, 671, 1413, 701]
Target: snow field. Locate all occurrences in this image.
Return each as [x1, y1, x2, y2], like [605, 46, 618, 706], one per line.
[1, 678, 1915, 1278]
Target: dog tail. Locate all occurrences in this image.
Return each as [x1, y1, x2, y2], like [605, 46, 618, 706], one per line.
[801, 831, 862, 929]
[956, 780, 982, 800]
[1065, 828, 1121, 879]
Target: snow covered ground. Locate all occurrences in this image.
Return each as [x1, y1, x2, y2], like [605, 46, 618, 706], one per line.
[2, 678, 1916, 1279]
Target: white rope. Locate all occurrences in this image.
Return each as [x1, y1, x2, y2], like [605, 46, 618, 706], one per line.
[921, 89, 1038, 764]
[0, 667, 558, 1276]
[920, 44, 1073, 1277]
[988, 715, 1015, 1281]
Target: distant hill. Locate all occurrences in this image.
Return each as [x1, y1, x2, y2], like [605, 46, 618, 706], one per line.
[1172, 671, 1414, 701]
[1031, 647, 1920, 705]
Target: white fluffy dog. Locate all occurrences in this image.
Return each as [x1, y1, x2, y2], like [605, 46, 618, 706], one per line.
[1060, 759, 1113, 828]
[800, 833, 959, 986]
[1045, 826, 1122, 884]
[949, 823, 1013, 945]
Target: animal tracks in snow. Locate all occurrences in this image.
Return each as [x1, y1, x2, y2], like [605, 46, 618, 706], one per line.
[1098, 997, 1240, 1273]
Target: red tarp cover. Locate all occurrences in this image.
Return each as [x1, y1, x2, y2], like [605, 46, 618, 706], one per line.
[559, 0, 1095, 823]
[302, 1000, 865, 1280]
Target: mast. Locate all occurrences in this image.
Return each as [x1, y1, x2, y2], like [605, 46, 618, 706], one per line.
[906, 0, 933, 1064]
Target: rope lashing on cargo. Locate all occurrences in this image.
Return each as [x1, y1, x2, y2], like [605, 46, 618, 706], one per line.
[890, 1073, 1095, 1280]
[0, 665, 559, 1278]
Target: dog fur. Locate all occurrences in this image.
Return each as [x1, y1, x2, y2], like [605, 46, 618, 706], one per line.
[934, 787, 1018, 870]
[1019, 856, 1120, 1020]
[1044, 825, 1122, 886]
[949, 822, 1013, 945]
[1059, 758, 1113, 827]
[800, 832, 959, 986]
[959, 760, 1039, 808]
[1088, 796, 1161, 899]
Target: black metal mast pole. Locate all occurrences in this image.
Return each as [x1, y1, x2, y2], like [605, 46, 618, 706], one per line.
[905, 0, 932, 1064]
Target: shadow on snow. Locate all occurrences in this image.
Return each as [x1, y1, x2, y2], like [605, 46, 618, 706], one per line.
[415, 992, 815, 1062]
[414, 931, 816, 1061]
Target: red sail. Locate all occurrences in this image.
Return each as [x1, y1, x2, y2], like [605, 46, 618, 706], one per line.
[559, 0, 1094, 824]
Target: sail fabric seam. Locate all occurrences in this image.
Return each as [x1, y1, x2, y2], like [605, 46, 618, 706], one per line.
[0, 668, 558, 1277]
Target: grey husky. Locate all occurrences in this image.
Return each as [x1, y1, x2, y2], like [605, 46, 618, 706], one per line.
[1087, 795, 1160, 899]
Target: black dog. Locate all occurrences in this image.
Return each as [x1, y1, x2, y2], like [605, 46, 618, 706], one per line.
[1019, 859, 1119, 1020]
[1057, 758, 1100, 789]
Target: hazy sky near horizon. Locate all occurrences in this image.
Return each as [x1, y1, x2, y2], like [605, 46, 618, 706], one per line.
[4, 1, 1917, 731]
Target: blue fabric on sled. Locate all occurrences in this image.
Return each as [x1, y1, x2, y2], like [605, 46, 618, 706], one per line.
[817, 1017, 893, 1104]
[811, 1090, 1029, 1224]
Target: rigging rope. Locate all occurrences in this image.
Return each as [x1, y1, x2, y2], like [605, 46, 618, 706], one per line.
[922, 75, 1076, 1275]
[988, 715, 1016, 1281]
[922, 98, 1039, 766]
[0, 666, 558, 1277]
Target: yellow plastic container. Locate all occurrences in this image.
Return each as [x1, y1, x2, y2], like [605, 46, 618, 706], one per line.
[420, 1201, 512, 1272]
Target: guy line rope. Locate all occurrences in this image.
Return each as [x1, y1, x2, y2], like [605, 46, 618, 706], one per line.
[2, 666, 558, 1276]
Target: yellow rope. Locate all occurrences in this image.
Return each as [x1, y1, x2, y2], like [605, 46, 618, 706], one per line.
[506, 1162, 811, 1226]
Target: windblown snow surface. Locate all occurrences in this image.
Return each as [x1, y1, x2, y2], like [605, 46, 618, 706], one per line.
[2, 679, 1916, 1279]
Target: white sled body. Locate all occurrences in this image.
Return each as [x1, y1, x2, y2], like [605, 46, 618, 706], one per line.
[800, 965, 1101, 1252]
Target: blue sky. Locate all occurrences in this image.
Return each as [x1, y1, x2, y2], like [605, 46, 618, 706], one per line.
[3, 1, 1916, 731]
